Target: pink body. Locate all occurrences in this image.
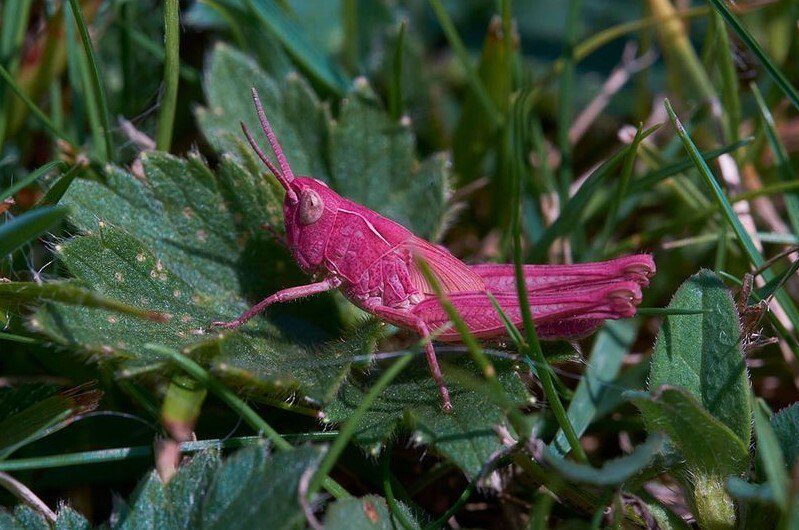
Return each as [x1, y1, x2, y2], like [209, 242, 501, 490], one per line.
[214, 89, 656, 411]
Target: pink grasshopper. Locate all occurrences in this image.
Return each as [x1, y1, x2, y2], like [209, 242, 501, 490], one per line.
[213, 88, 656, 411]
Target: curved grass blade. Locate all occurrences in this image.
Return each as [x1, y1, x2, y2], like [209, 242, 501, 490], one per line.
[36, 164, 83, 206]
[0, 281, 168, 322]
[627, 137, 753, 195]
[66, 0, 114, 161]
[751, 82, 799, 235]
[707, 0, 799, 112]
[0, 161, 66, 203]
[546, 434, 664, 485]
[0, 332, 38, 344]
[0, 63, 73, 144]
[665, 99, 799, 347]
[0, 436, 273, 472]
[530, 124, 667, 260]
[0, 205, 69, 257]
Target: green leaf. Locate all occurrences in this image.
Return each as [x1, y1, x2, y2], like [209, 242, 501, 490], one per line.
[30, 150, 349, 401]
[771, 402, 799, 472]
[550, 320, 637, 457]
[197, 44, 452, 240]
[198, 43, 330, 184]
[0, 205, 69, 257]
[324, 356, 527, 476]
[207, 0, 349, 95]
[6, 506, 48, 530]
[113, 445, 320, 530]
[200, 445, 320, 530]
[53, 506, 90, 530]
[649, 270, 751, 446]
[629, 386, 749, 476]
[544, 434, 664, 486]
[325, 495, 422, 530]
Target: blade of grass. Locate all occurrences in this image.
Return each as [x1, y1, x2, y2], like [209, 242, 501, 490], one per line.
[666, 99, 762, 264]
[36, 164, 84, 206]
[243, 0, 348, 96]
[117, 23, 199, 84]
[530, 125, 663, 261]
[649, 0, 716, 102]
[66, 0, 114, 161]
[0, 436, 292, 472]
[711, 12, 741, 145]
[665, 99, 799, 357]
[751, 82, 799, 236]
[753, 397, 789, 510]
[155, 0, 180, 152]
[0, 63, 73, 144]
[0, 161, 66, 203]
[550, 320, 637, 457]
[65, 15, 102, 154]
[0, 0, 34, 147]
[707, 0, 799, 112]
[487, 291, 573, 400]
[388, 20, 406, 121]
[508, 96, 587, 464]
[555, 0, 581, 205]
[143, 343, 350, 499]
[416, 259, 526, 423]
[380, 447, 420, 530]
[427, 0, 502, 128]
[0, 332, 38, 345]
[591, 124, 647, 256]
[0, 206, 69, 257]
[1, 281, 168, 322]
[306, 350, 414, 498]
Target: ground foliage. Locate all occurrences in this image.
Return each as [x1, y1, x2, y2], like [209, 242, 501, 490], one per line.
[2, 0, 799, 528]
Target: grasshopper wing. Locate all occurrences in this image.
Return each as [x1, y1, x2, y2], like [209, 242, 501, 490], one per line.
[403, 236, 485, 295]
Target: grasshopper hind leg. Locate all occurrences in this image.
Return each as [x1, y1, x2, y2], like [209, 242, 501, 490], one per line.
[370, 305, 453, 412]
[419, 321, 453, 412]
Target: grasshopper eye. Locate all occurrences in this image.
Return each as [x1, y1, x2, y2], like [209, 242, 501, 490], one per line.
[299, 188, 324, 225]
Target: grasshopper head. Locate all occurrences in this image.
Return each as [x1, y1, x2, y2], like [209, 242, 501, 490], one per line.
[282, 177, 340, 272]
[243, 88, 340, 272]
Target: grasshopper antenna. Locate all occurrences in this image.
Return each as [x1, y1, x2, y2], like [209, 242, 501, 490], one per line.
[249, 87, 297, 202]
[241, 122, 289, 190]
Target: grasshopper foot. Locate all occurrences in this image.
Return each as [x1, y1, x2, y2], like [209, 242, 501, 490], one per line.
[441, 394, 453, 413]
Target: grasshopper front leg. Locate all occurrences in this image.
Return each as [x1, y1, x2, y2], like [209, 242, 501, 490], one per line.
[213, 277, 342, 329]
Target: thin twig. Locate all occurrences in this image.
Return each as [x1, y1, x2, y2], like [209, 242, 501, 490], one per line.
[569, 42, 657, 144]
[0, 472, 56, 523]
